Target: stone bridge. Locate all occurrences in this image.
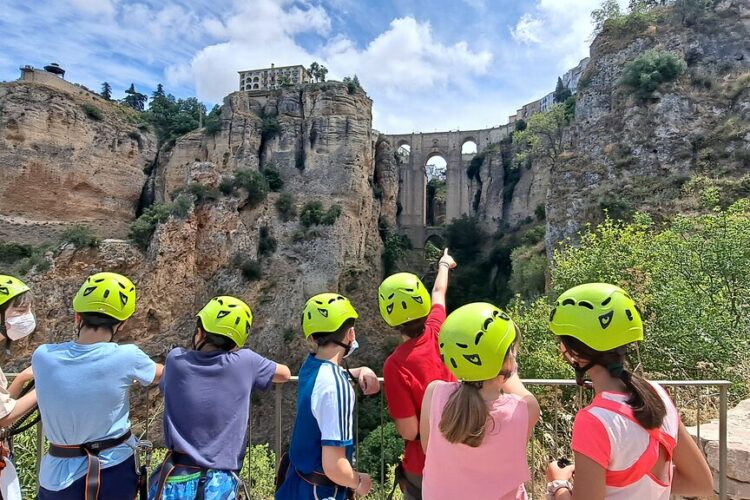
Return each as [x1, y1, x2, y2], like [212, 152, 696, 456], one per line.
[384, 124, 512, 248]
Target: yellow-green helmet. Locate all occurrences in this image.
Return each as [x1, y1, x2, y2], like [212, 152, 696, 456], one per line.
[73, 272, 136, 321]
[0, 275, 30, 308]
[378, 273, 431, 327]
[302, 293, 358, 338]
[439, 303, 517, 382]
[197, 296, 253, 347]
[549, 283, 643, 352]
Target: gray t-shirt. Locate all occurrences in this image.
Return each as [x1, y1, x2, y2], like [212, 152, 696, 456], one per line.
[161, 347, 276, 470]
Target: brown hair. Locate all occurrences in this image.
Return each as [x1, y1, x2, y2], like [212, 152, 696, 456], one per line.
[397, 317, 426, 339]
[0, 290, 33, 313]
[560, 336, 666, 429]
[439, 325, 521, 447]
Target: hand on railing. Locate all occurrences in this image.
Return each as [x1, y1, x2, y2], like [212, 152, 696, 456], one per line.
[354, 472, 372, 497]
[349, 367, 380, 395]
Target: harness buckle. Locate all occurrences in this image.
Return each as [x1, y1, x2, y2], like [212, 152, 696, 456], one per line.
[135, 440, 153, 473]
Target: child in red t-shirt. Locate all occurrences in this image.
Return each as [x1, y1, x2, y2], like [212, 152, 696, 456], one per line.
[378, 249, 457, 499]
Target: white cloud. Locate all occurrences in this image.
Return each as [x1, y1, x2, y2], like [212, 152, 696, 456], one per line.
[511, 14, 543, 44]
[324, 17, 492, 92]
[166, 0, 330, 101]
[509, 0, 628, 68]
[69, 0, 116, 16]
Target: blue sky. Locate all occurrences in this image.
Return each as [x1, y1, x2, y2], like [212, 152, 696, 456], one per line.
[0, 0, 626, 133]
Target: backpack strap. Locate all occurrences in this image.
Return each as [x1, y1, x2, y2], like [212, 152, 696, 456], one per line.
[588, 397, 676, 488]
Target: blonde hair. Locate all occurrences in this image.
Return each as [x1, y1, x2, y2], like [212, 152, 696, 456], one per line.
[438, 324, 521, 447]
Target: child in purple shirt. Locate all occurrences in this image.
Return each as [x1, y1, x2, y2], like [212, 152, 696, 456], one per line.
[149, 296, 291, 499]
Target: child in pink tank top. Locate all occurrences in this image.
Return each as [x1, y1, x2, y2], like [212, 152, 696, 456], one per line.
[545, 283, 714, 500]
[420, 303, 540, 500]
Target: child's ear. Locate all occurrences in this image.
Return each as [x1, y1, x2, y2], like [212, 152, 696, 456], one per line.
[74, 312, 82, 329]
[116, 319, 129, 333]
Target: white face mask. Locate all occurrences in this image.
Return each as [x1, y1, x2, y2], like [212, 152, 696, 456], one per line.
[343, 339, 359, 359]
[5, 312, 36, 340]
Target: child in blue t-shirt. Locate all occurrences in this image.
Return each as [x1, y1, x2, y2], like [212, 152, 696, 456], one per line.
[275, 293, 380, 500]
[149, 296, 291, 499]
[33, 272, 163, 500]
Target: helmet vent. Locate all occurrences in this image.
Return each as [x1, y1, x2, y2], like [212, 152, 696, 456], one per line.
[463, 354, 482, 366]
[401, 301, 407, 310]
[119, 292, 129, 305]
[217, 310, 230, 319]
[307, 312, 312, 320]
[234, 317, 240, 325]
[499, 311, 510, 320]
[94, 278, 105, 283]
[562, 298, 575, 306]
[218, 298, 224, 306]
[404, 288, 414, 292]
[317, 308, 329, 317]
[549, 308, 557, 321]
[598, 311, 614, 329]
[439, 343, 444, 348]
[83, 286, 97, 296]
[449, 357, 458, 369]
[578, 301, 594, 310]
[482, 318, 493, 330]
[0, 287, 9, 295]
[103, 289, 110, 299]
[474, 331, 484, 345]
[625, 309, 634, 321]
[387, 293, 395, 300]
[456, 343, 468, 349]
[117, 281, 126, 290]
[386, 303, 394, 314]
[328, 298, 337, 304]
[412, 296, 423, 304]
[601, 297, 612, 306]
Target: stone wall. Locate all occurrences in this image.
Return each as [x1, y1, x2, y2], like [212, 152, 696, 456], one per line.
[686, 399, 750, 499]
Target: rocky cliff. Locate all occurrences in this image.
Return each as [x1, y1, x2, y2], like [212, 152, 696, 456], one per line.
[547, 0, 750, 247]
[0, 81, 157, 243]
[2, 81, 397, 440]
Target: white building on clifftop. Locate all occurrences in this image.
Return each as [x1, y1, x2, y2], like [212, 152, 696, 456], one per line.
[238, 64, 311, 91]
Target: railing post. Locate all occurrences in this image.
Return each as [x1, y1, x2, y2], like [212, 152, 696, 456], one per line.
[719, 384, 727, 500]
[275, 382, 283, 467]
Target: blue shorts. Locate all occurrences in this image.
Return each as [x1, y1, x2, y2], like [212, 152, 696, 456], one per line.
[37, 455, 138, 500]
[148, 464, 240, 500]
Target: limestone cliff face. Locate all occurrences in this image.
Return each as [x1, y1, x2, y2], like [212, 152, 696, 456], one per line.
[547, 0, 750, 247]
[0, 81, 157, 243]
[4, 82, 393, 441]
[468, 144, 549, 230]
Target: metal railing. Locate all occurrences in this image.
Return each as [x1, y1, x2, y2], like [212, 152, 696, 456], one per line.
[11, 375, 731, 499]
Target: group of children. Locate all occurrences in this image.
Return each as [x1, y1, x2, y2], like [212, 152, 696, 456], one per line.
[0, 246, 716, 499]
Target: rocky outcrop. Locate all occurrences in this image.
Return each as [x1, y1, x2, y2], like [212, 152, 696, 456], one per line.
[0, 81, 157, 243]
[374, 136, 399, 229]
[686, 398, 750, 499]
[3, 81, 393, 443]
[547, 1, 750, 247]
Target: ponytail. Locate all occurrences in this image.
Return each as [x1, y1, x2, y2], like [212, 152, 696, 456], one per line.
[439, 382, 489, 447]
[616, 367, 666, 429]
[561, 336, 667, 430]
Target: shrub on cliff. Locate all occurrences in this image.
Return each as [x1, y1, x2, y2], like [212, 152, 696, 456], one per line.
[233, 169, 269, 207]
[81, 104, 103, 121]
[275, 193, 297, 221]
[60, 224, 100, 249]
[128, 203, 171, 251]
[262, 163, 284, 191]
[621, 50, 687, 98]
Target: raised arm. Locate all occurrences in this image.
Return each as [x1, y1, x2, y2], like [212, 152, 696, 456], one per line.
[431, 248, 457, 308]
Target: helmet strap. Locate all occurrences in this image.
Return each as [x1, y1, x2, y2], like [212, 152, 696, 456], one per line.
[571, 361, 596, 387]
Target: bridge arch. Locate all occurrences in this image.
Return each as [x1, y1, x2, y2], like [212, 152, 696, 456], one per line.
[384, 123, 513, 248]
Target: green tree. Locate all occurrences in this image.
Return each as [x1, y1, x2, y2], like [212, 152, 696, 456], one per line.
[122, 83, 147, 111]
[551, 202, 750, 384]
[591, 0, 623, 36]
[146, 85, 206, 145]
[512, 104, 568, 168]
[553, 77, 572, 103]
[204, 104, 222, 135]
[100, 82, 112, 100]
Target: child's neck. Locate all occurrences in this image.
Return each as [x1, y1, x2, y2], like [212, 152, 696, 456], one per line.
[77, 327, 113, 345]
[588, 365, 628, 395]
[478, 376, 505, 401]
[315, 345, 344, 365]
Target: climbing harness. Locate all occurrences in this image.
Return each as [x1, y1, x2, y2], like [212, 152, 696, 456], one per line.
[152, 450, 249, 500]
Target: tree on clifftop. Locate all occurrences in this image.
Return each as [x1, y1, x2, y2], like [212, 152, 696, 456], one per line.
[100, 82, 112, 101]
[308, 62, 328, 82]
[512, 104, 568, 168]
[553, 77, 572, 103]
[123, 83, 147, 111]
